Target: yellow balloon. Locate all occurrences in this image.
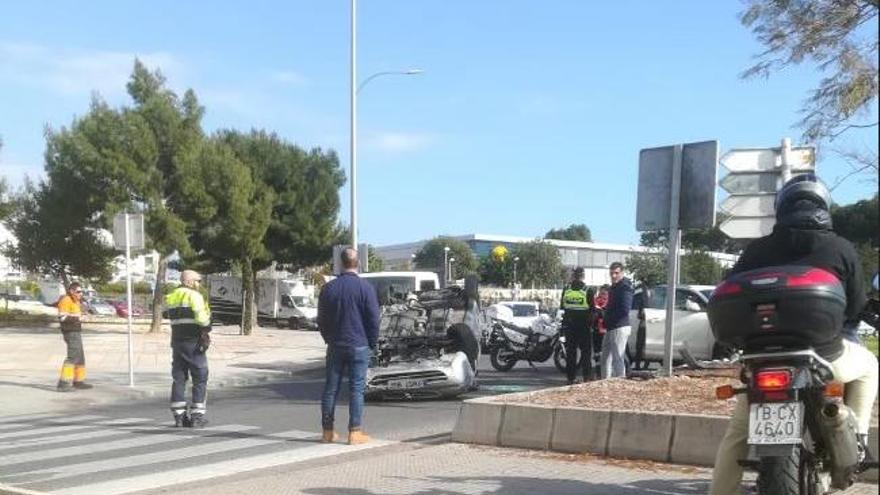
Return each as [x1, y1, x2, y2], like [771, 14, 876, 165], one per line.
[491, 245, 508, 263]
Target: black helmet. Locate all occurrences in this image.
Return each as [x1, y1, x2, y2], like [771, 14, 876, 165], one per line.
[572, 267, 585, 279]
[775, 173, 833, 230]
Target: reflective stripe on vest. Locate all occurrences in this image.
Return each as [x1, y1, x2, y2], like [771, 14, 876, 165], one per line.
[562, 288, 588, 310]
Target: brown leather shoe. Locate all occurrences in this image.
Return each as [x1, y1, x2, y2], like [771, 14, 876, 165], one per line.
[321, 430, 339, 443]
[348, 429, 370, 445]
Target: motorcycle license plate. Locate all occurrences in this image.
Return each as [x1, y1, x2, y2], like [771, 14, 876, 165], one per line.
[748, 402, 804, 445]
[386, 378, 425, 390]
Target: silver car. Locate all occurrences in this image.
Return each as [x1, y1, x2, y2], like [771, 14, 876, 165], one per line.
[628, 284, 735, 363]
[365, 283, 480, 400]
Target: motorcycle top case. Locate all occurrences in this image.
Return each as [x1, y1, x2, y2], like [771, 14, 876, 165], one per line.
[708, 265, 846, 352]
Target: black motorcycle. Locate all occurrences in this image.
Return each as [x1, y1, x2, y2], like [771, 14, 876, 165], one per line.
[486, 318, 568, 372]
[709, 265, 877, 494]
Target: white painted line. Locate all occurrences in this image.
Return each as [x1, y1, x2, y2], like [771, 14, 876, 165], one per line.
[0, 413, 62, 424]
[0, 419, 153, 449]
[0, 415, 106, 433]
[0, 424, 257, 465]
[0, 424, 100, 442]
[53, 437, 396, 495]
[6, 430, 317, 485]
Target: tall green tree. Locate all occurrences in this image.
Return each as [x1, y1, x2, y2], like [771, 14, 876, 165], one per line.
[217, 130, 344, 272]
[626, 250, 667, 287]
[545, 224, 592, 242]
[479, 255, 514, 287]
[42, 60, 205, 333]
[740, 0, 878, 182]
[831, 194, 879, 247]
[186, 138, 273, 335]
[681, 251, 726, 285]
[510, 240, 566, 289]
[366, 246, 385, 272]
[4, 180, 116, 286]
[413, 237, 478, 278]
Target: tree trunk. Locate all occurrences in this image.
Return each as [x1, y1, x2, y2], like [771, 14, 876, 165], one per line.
[59, 270, 70, 289]
[241, 257, 255, 336]
[149, 255, 170, 334]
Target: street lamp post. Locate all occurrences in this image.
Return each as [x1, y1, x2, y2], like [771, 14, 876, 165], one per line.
[443, 246, 450, 286]
[349, 0, 422, 249]
[448, 257, 455, 283]
[513, 256, 520, 289]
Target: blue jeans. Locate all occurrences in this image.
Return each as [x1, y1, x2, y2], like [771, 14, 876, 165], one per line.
[321, 345, 371, 431]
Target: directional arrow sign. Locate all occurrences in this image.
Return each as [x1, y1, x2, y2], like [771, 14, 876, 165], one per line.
[720, 172, 780, 195]
[719, 216, 775, 239]
[720, 194, 776, 217]
[720, 147, 815, 172]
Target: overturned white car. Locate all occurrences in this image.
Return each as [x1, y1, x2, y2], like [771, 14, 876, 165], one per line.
[365, 278, 481, 401]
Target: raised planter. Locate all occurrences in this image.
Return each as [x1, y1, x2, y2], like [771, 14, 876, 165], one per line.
[453, 386, 879, 481]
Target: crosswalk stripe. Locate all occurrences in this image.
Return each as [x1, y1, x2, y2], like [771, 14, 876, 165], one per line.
[52, 437, 396, 495]
[0, 419, 153, 450]
[0, 413, 62, 424]
[0, 424, 257, 466]
[0, 415, 105, 432]
[7, 429, 316, 485]
[0, 422, 107, 441]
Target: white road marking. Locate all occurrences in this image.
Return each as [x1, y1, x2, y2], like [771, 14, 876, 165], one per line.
[0, 419, 153, 449]
[54, 437, 396, 495]
[5, 430, 317, 485]
[0, 424, 257, 465]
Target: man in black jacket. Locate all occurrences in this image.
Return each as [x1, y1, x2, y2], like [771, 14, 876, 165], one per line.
[710, 175, 878, 494]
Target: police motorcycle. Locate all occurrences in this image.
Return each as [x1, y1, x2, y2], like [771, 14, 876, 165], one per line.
[709, 265, 877, 494]
[485, 305, 567, 372]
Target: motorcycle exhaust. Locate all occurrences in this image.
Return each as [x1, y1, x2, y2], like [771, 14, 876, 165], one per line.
[819, 402, 860, 489]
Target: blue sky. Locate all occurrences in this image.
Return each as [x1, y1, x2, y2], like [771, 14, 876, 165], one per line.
[1, 1, 877, 247]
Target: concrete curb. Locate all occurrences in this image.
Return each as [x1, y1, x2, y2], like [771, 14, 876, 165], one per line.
[452, 392, 879, 481]
[0, 483, 48, 495]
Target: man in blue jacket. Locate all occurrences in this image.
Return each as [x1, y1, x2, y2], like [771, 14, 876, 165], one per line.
[318, 247, 380, 445]
[600, 262, 633, 378]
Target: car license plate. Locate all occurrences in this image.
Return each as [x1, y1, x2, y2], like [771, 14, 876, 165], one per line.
[748, 402, 804, 445]
[386, 378, 425, 390]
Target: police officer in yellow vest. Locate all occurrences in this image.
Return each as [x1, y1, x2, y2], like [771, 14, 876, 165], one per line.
[163, 270, 211, 428]
[560, 267, 593, 384]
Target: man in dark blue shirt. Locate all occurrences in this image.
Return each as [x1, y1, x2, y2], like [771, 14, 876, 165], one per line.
[600, 261, 633, 378]
[318, 247, 380, 445]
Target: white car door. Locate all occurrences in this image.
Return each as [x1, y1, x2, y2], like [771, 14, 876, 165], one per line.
[672, 289, 713, 360]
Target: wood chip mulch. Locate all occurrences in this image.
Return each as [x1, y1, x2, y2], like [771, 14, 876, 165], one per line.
[498, 374, 741, 417]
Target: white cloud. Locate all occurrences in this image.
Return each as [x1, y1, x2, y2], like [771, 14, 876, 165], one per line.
[368, 131, 436, 153]
[0, 41, 183, 100]
[271, 70, 308, 86]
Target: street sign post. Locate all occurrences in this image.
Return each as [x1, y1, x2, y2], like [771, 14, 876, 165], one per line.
[637, 140, 718, 377]
[718, 139, 816, 239]
[112, 212, 145, 388]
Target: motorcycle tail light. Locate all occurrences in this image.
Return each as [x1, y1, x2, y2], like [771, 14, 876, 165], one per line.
[824, 381, 845, 398]
[755, 369, 792, 391]
[786, 268, 839, 287]
[712, 281, 741, 297]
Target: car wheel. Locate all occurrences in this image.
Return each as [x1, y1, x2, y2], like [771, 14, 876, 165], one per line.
[287, 318, 299, 330]
[711, 342, 737, 361]
[447, 323, 479, 371]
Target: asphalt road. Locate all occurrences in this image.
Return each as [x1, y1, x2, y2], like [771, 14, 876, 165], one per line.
[0, 355, 569, 495]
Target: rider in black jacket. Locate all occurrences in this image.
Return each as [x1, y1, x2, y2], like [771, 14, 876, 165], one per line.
[710, 175, 878, 494]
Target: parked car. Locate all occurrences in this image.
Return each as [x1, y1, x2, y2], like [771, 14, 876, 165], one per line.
[110, 299, 146, 318]
[496, 300, 541, 329]
[83, 297, 117, 317]
[0, 293, 57, 315]
[628, 284, 735, 363]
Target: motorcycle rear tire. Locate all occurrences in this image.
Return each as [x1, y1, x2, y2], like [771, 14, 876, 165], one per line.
[553, 345, 567, 374]
[490, 347, 517, 372]
[756, 447, 802, 495]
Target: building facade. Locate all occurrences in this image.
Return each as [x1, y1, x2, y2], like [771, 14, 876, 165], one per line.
[374, 233, 739, 286]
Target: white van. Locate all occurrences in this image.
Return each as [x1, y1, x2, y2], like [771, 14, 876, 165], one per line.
[359, 271, 440, 304]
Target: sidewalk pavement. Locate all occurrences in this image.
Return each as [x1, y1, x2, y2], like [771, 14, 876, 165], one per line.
[140, 443, 879, 495]
[0, 321, 327, 417]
